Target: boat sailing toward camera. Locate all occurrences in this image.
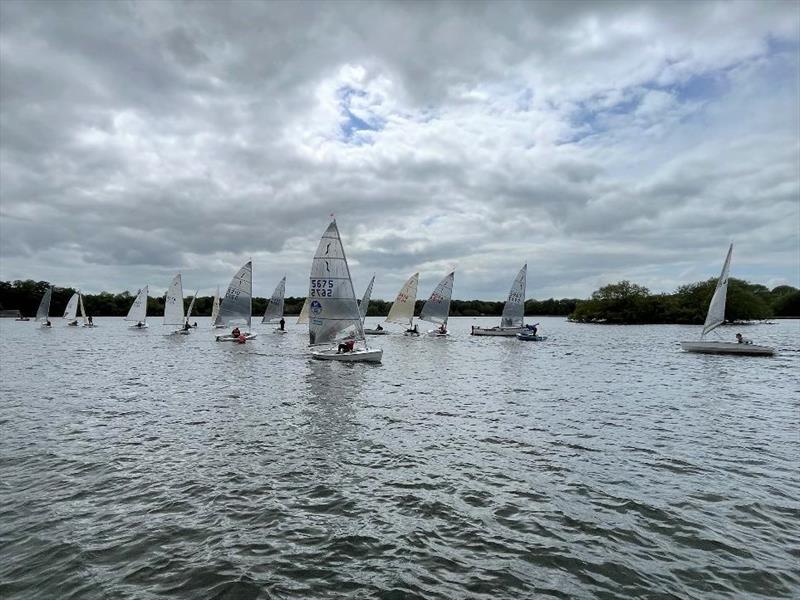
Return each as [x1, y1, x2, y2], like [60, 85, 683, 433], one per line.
[262, 276, 287, 333]
[472, 264, 528, 336]
[420, 270, 455, 336]
[125, 286, 149, 329]
[36, 287, 53, 328]
[384, 272, 420, 335]
[63, 292, 80, 326]
[215, 261, 257, 342]
[163, 274, 189, 335]
[308, 219, 382, 362]
[680, 244, 775, 356]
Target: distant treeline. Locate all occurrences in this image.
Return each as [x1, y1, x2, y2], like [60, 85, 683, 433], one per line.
[0, 280, 578, 318]
[3, 278, 796, 323]
[569, 279, 799, 324]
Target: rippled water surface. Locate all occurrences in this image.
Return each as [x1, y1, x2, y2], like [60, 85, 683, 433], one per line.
[1, 316, 798, 599]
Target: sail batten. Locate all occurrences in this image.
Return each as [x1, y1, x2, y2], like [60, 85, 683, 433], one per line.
[500, 264, 527, 328]
[125, 286, 148, 322]
[262, 277, 287, 323]
[308, 220, 365, 346]
[385, 273, 419, 326]
[702, 244, 733, 337]
[163, 274, 185, 326]
[420, 271, 455, 325]
[217, 262, 253, 328]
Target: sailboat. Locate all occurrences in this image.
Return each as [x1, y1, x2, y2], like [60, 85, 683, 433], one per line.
[36, 287, 53, 327]
[297, 297, 309, 324]
[680, 244, 775, 356]
[211, 286, 225, 328]
[472, 264, 528, 336]
[308, 219, 382, 362]
[262, 276, 287, 333]
[125, 286, 149, 329]
[420, 270, 455, 336]
[384, 272, 420, 335]
[63, 291, 80, 326]
[164, 274, 188, 335]
[215, 261, 257, 342]
[361, 275, 385, 335]
[79, 293, 95, 327]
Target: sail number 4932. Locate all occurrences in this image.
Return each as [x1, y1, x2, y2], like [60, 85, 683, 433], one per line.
[310, 279, 334, 297]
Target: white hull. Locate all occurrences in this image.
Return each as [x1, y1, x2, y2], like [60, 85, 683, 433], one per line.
[66, 321, 79, 327]
[517, 333, 548, 341]
[216, 332, 257, 342]
[40, 323, 52, 328]
[471, 326, 524, 337]
[272, 328, 288, 334]
[426, 329, 450, 337]
[311, 347, 383, 363]
[83, 324, 97, 328]
[364, 328, 387, 335]
[680, 341, 775, 356]
[170, 328, 191, 335]
[403, 331, 420, 336]
[128, 323, 149, 329]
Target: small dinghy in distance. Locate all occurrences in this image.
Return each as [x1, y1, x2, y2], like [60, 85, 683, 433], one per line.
[680, 244, 775, 357]
[360, 275, 386, 335]
[517, 331, 548, 342]
[125, 286, 149, 329]
[384, 272, 420, 336]
[215, 261, 257, 342]
[420, 270, 455, 336]
[36, 287, 53, 328]
[79, 294, 96, 327]
[262, 276, 288, 334]
[308, 219, 382, 363]
[164, 274, 190, 335]
[63, 291, 80, 326]
[472, 264, 528, 336]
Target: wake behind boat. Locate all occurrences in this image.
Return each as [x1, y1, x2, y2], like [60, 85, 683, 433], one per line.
[472, 264, 527, 336]
[307, 219, 382, 363]
[680, 244, 775, 357]
[215, 261, 257, 342]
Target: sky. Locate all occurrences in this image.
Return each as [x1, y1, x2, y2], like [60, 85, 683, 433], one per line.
[1, 0, 798, 301]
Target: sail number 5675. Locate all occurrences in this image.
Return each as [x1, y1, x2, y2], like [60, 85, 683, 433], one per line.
[310, 279, 334, 297]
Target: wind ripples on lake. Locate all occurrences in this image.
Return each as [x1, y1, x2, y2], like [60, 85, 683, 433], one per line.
[0, 317, 798, 599]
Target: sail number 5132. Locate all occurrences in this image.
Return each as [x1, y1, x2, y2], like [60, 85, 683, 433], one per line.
[310, 279, 334, 297]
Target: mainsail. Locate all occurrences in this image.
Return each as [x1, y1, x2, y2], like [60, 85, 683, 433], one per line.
[163, 274, 185, 326]
[217, 261, 253, 329]
[297, 297, 309, 324]
[36, 287, 52, 321]
[125, 286, 148, 323]
[262, 276, 286, 323]
[308, 220, 364, 346]
[420, 271, 455, 326]
[211, 286, 221, 326]
[186, 290, 198, 322]
[385, 272, 419, 327]
[63, 292, 80, 321]
[359, 275, 375, 322]
[500, 264, 527, 328]
[702, 244, 733, 337]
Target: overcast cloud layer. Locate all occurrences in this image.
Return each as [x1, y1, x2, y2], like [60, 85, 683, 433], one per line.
[1, 0, 798, 300]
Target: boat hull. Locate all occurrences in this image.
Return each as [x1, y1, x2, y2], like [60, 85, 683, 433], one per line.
[216, 332, 258, 342]
[311, 347, 383, 363]
[517, 333, 548, 341]
[471, 326, 524, 336]
[128, 323, 149, 329]
[364, 328, 387, 335]
[680, 341, 775, 356]
[426, 329, 450, 337]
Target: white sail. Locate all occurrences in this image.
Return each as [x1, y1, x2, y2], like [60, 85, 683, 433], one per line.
[186, 290, 198, 321]
[125, 286, 148, 322]
[297, 297, 309, 324]
[262, 276, 286, 323]
[702, 244, 733, 337]
[359, 275, 375, 322]
[35, 287, 52, 321]
[420, 271, 455, 325]
[386, 272, 419, 326]
[79, 293, 88, 325]
[163, 274, 185, 326]
[217, 261, 252, 328]
[500, 264, 527, 328]
[63, 292, 79, 320]
[308, 220, 364, 346]
[211, 286, 221, 326]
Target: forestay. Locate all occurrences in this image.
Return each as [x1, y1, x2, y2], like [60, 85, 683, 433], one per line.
[420, 271, 455, 325]
[125, 286, 148, 322]
[262, 277, 286, 323]
[308, 220, 364, 346]
[386, 272, 419, 326]
[63, 293, 80, 320]
[702, 244, 733, 337]
[500, 264, 527, 328]
[163, 274, 185, 326]
[359, 275, 375, 322]
[217, 261, 252, 328]
[36, 287, 52, 321]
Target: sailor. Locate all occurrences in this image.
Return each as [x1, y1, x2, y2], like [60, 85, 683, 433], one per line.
[183, 321, 191, 331]
[438, 323, 447, 334]
[376, 324, 383, 331]
[136, 321, 143, 328]
[44, 319, 51, 327]
[237, 333, 246, 344]
[735, 333, 752, 344]
[337, 339, 355, 353]
[231, 326, 241, 338]
[87, 315, 93, 325]
[279, 317, 285, 331]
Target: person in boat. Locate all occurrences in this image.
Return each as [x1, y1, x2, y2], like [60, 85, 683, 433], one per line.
[44, 319, 51, 327]
[735, 333, 752, 345]
[376, 324, 383, 331]
[531, 324, 538, 336]
[406, 324, 418, 334]
[136, 321, 144, 328]
[438, 324, 447, 334]
[87, 315, 93, 325]
[337, 339, 355, 353]
[183, 321, 191, 331]
[68, 319, 78, 326]
[193, 322, 198, 328]
[279, 317, 285, 331]
[231, 326, 241, 338]
[236, 333, 246, 344]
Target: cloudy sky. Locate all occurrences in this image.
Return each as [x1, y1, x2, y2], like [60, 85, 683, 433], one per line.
[1, 0, 798, 300]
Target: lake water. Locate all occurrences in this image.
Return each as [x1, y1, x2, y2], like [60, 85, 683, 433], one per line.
[0, 316, 798, 599]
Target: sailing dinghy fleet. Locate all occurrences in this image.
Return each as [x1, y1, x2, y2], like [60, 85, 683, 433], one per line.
[24, 231, 777, 358]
